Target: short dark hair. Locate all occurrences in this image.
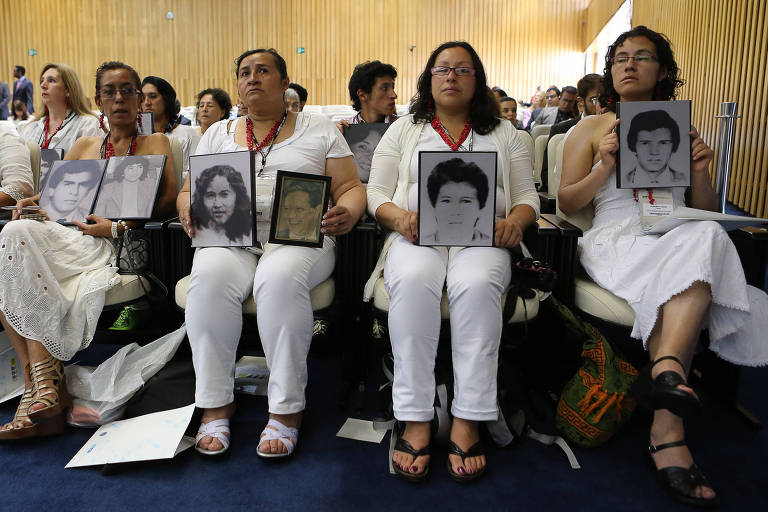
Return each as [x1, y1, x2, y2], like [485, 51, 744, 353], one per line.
[192, 165, 252, 241]
[282, 180, 324, 208]
[627, 110, 680, 153]
[111, 155, 152, 182]
[14, 65, 25, 75]
[197, 88, 233, 121]
[561, 86, 577, 96]
[492, 86, 507, 97]
[289, 82, 308, 103]
[576, 74, 602, 99]
[599, 25, 685, 112]
[95, 61, 141, 97]
[410, 41, 500, 135]
[235, 49, 288, 80]
[142, 76, 180, 121]
[426, 157, 489, 210]
[48, 160, 101, 189]
[500, 96, 516, 107]
[348, 61, 397, 111]
[545, 86, 560, 97]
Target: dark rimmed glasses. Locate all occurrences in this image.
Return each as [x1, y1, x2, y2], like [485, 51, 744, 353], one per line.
[430, 66, 476, 77]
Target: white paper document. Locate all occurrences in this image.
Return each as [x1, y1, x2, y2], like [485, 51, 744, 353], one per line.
[645, 207, 768, 235]
[66, 404, 195, 468]
[336, 418, 387, 444]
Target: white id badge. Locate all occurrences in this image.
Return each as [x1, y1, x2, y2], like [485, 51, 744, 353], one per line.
[639, 189, 674, 232]
[254, 175, 276, 244]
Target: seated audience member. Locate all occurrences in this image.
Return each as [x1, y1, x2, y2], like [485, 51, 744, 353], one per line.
[491, 86, 507, 103]
[521, 91, 544, 128]
[0, 127, 34, 207]
[544, 85, 560, 107]
[11, 100, 30, 125]
[236, 98, 248, 117]
[177, 48, 365, 459]
[284, 87, 301, 113]
[365, 41, 538, 483]
[175, 99, 192, 125]
[195, 88, 233, 135]
[499, 96, 524, 129]
[559, 26, 768, 508]
[289, 82, 307, 111]
[527, 85, 577, 129]
[338, 60, 398, 130]
[19, 63, 103, 154]
[140, 76, 201, 171]
[0, 61, 176, 441]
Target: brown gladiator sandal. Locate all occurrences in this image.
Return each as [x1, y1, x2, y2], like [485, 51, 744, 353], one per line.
[0, 365, 39, 441]
[26, 355, 72, 427]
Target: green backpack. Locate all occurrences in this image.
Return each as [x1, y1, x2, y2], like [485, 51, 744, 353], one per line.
[550, 297, 639, 447]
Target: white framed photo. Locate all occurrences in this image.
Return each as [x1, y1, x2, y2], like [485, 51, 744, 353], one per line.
[189, 151, 255, 248]
[39, 159, 107, 224]
[92, 154, 165, 219]
[616, 100, 691, 189]
[418, 151, 498, 247]
[343, 123, 389, 183]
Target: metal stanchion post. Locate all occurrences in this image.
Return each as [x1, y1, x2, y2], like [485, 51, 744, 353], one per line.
[713, 102, 741, 213]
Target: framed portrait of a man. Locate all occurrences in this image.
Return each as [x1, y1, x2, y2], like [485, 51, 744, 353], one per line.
[189, 151, 255, 248]
[38, 148, 65, 191]
[92, 154, 165, 220]
[269, 171, 331, 248]
[616, 100, 691, 189]
[38, 159, 107, 224]
[343, 123, 389, 183]
[137, 112, 154, 135]
[417, 151, 498, 247]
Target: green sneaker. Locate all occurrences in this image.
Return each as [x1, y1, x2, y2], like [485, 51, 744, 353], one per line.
[109, 306, 137, 331]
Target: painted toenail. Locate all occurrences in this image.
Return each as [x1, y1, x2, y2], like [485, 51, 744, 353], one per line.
[411, 466, 418, 472]
[458, 467, 465, 474]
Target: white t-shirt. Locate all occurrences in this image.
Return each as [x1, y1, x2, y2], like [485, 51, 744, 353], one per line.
[169, 124, 200, 172]
[19, 112, 102, 154]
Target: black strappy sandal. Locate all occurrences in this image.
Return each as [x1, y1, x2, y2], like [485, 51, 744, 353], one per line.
[391, 422, 431, 483]
[649, 440, 720, 508]
[446, 441, 486, 483]
[632, 355, 701, 420]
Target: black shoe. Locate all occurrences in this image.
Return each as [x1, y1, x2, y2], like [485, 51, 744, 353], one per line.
[632, 355, 702, 420]
[446, 440, 486, 483]
[391, 422, 431, 483]
[649, 440, 720, 508]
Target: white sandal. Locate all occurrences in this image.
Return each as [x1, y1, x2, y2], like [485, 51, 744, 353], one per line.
[257, 418, 299, 459]
[195, 418, 231, 456]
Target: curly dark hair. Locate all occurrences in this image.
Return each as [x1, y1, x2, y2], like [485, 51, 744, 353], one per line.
[348, 61, 397, 111]
[196, 88, 233, 121]
[95, 61, 141, 96]
[110, 155, 153, 182]
[426, 157, 489, 210]
[598, 25, 685, 112]
[410, 41, 500, 135]
[192, 165, 252, 242]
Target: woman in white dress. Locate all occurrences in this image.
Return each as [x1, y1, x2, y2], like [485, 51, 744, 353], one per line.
[19, 63, 103, 155]
[0, 61, 177, 441]
[559, 26, 768, 508]
[177, 48, 365, 458]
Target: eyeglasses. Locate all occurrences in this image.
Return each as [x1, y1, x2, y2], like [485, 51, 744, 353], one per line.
[430, 66, 476, 77]
[99, 87, 139, 100]
[611, 54, 657, 65]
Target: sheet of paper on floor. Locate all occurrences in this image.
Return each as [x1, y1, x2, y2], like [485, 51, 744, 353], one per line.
[336, 418, 387, 443]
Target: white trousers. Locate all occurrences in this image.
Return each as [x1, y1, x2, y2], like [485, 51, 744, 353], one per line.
[185, 240, 335, 413]
[384, 235, 512, 422]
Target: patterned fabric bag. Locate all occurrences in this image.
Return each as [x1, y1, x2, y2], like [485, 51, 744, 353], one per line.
[551, 297, 639, 447]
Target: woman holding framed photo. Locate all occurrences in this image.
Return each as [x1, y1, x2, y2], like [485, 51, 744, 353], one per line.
[364, 41, 539, 482]
[176, 48, 365, 459]
[558, 26, 768, 508]
[19, 63, 104, 154]
[0, 61, 176, 441]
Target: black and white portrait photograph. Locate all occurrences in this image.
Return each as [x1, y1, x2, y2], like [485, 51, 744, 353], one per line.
[189, 151, 255, 248]
[137, 111, 154, 135]
[269, 171, 331, 248]
[616, 100, 691, 189]
[418, 152, 498, 247]
[92, 154, 165, 219]
[38, 148, 65, 191]
[344, 123, 389, 183]
[38, 159, 107, 224]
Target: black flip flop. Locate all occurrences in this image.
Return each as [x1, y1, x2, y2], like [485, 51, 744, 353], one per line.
[446, 440, 486, 483]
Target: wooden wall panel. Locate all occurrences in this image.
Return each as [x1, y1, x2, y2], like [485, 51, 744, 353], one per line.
[0, 0, 587, 111]
[633, 0, 768, 216]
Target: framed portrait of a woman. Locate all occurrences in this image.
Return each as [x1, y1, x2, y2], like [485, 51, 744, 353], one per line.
[189, 151, 255, 248]
[92, 154, 166, 220]
[269, 170, 331, 248]
[417, 151, 498, 247]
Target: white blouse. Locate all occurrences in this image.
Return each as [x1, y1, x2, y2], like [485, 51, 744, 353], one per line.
[19, 111, 102, 154]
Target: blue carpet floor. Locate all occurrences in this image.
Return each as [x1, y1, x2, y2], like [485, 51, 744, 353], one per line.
[1, 336, 767, 512]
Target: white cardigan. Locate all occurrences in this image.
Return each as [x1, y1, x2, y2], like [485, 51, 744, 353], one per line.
[364, 114, 540, 300]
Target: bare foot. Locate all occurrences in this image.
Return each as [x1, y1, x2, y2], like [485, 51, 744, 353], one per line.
[448, 418, 485, 475]
[392, 421, 431, 475]
[258, 412, 302, 455]
[197, 402, 235, 452]
[0, 387, 35, 431]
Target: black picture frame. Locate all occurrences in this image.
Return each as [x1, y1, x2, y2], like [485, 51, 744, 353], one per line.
[38, 159, 108, 225]
[343, 123, 389, 183]
[189, 150, 256, 248]
[616, 100, 692, 189]
[91, 154, 166, 220]
[269, 170, 331, 248]
[417, 151, 498, 247]
[137, 112, 154, 135]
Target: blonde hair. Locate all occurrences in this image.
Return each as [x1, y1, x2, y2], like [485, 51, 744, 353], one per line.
[38, 63, 99, 125]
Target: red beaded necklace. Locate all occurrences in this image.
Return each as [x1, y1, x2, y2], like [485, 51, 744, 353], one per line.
[633, 188, 655, 204]
[246, 114, 285, 152]
[104, 133, 138, 158]
[431, 116, 472, 151]
[41, 114, 70, 149]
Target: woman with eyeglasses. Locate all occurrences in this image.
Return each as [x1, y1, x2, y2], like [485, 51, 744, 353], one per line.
[176, 48, 365, 459]
[559, 26, 768, 508]
[19, 63, 103, 154]
[365, 41, 539, 482]
[0, 61, 176, 441]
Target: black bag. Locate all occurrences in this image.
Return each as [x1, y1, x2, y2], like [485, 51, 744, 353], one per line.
[123, 360, 196, 419]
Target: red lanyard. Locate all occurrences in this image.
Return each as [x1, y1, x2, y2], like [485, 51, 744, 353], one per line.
[41, 114, 70, 149]
[633, 188, 655, 204]
[431, 116, 471, 151]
